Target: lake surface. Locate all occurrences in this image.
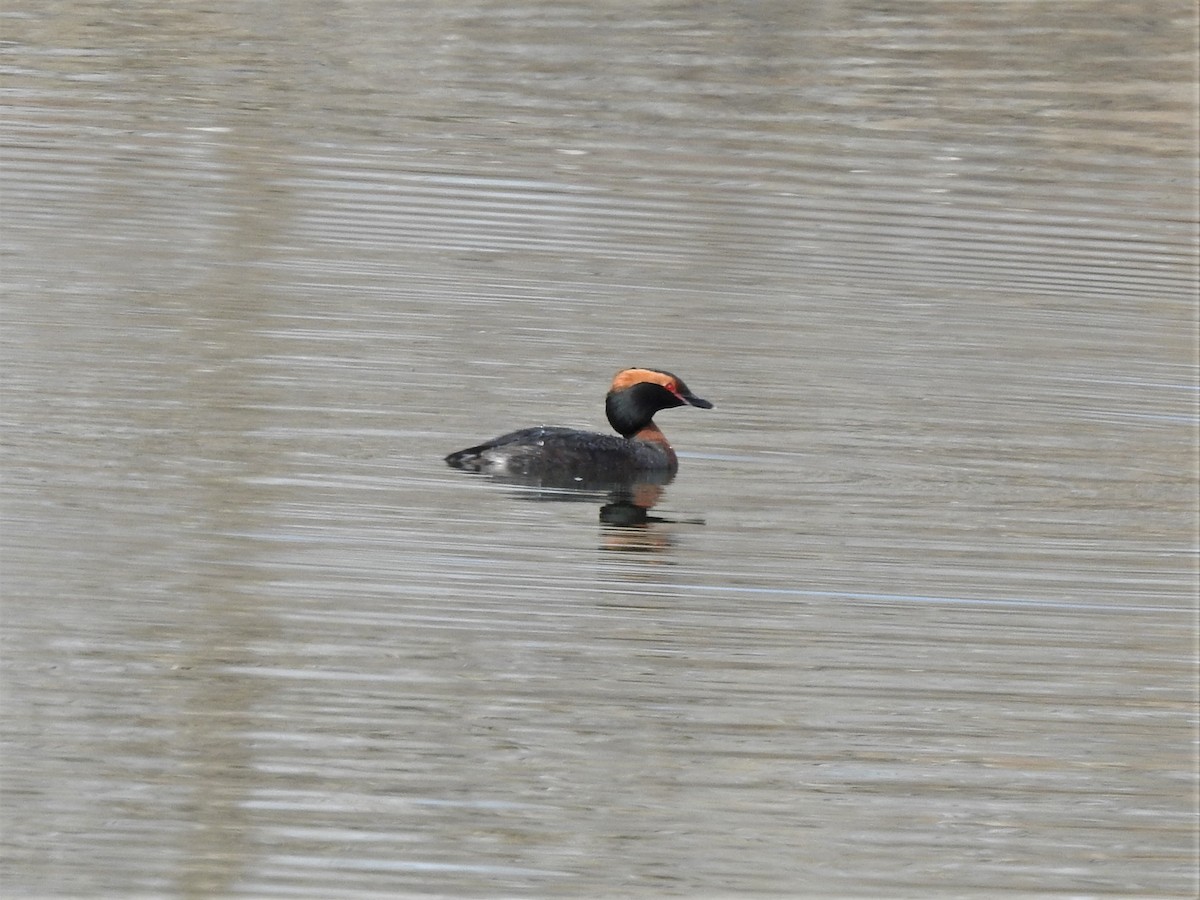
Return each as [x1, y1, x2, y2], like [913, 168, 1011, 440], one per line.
[2, 1, 1197, 897]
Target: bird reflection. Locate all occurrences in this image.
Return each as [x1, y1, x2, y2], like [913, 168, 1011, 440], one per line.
[450, 467, 703, 550]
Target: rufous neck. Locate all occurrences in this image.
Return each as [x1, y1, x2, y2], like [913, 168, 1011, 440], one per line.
[632, 422, 676, 463]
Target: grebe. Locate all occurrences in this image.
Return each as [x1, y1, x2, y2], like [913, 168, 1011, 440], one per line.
[445, 367, 713, 478]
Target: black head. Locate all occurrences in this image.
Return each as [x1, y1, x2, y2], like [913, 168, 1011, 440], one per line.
[604, 368, 713, 437]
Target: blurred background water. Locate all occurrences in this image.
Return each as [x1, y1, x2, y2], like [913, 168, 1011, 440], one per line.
[2, 1, 1197, 897]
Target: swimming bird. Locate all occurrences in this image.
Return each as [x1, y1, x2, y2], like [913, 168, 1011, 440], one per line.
[445, 367, 713, 479]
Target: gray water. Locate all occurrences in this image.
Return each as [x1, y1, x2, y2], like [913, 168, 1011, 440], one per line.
[2, 1, 1197, 897]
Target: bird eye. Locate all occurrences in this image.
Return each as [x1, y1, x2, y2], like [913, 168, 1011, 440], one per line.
[665, 381, 676, 393]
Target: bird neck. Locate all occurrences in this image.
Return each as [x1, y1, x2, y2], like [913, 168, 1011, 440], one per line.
[635, 420, 675, 457]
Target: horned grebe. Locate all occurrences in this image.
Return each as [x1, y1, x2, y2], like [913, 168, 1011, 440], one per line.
[445, 367, 713, 479]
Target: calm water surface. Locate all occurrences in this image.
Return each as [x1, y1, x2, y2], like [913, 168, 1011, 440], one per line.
[2, 1, 1197, 897]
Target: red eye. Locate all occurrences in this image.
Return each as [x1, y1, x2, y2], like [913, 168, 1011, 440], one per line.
[665, 381, 676, 393]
